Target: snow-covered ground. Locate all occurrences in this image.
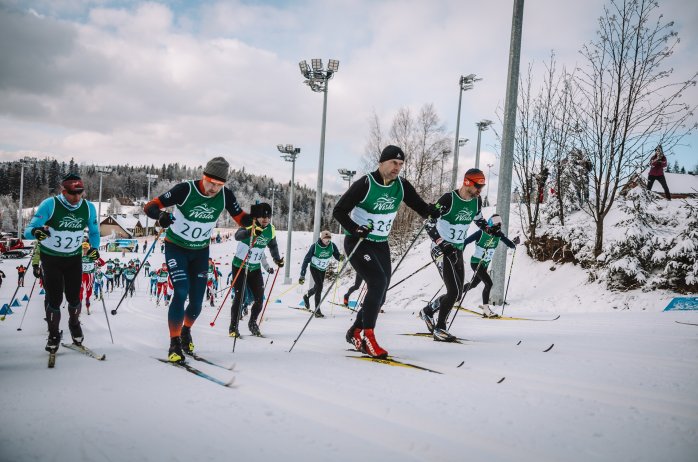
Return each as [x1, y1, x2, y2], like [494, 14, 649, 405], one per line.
[1, 217, 697, 461]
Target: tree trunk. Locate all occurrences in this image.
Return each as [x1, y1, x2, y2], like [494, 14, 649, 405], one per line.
[594, 215, 604, 257]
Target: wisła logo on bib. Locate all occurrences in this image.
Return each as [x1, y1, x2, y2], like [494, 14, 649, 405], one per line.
[455, 209, 473, 222]
[59, 215, 85, 229]
[255, 236, 269, 247]
[189, 204, 217, 220]
[374, 194, 397, 211]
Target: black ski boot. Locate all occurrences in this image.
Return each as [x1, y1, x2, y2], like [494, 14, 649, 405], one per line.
[45, 331, 62, 353]
[168, 336, 185, 363]
[181, 325, 194, 354]
[228, 323, 240, 338]
[248, 320, 262, 337]
[69, 322, 84, 346]
[419, 305, 435, 333]
[433, 326, 457, 342]
[314, 309, 325, 318]
[302, 294, 310, 310]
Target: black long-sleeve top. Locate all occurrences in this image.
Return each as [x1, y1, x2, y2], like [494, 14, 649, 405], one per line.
[425, 191, 489, 243]
[332, 170, 430, 235]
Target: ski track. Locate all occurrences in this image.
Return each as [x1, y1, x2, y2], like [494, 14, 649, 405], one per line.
[1, 233, 697, 462]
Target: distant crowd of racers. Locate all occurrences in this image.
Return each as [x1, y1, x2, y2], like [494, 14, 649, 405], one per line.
[22, 149, 520, 363]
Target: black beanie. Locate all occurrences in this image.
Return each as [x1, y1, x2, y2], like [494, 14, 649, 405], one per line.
[379, 145, 405, 163]
[203, 157, 229, 183]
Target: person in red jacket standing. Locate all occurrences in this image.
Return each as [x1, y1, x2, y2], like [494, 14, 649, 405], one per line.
[647, 145, 671, 200]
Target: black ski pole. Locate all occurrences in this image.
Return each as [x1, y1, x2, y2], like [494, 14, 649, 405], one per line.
[111, 229, 163, 315]
[502, 247, 517, 316]
[232, 261, 251, 353]
[289, 237, 365, 353]
[387, 260, 432, 291]
[16, 276, 38, 331]
[100, 292, 114, 343]
[390, 221, 427, 277]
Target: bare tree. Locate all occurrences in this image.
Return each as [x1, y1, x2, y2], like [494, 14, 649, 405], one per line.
[573, 0, 697, 256]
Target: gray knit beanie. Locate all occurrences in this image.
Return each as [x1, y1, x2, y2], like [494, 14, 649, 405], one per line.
[203, 157, 229, 183]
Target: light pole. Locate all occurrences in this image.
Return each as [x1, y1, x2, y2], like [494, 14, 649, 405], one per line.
[17, 157, 32, 238]
[451, 74, 481, 189]
[299, 58, 339, 244]
[144, 173, 158, 236]
[278, 144, 301, 284]
[96, 167, 113, 235]
[337, 168, 356, 233]
[475, 120, 493, 169]
[486, 163, 495, 207]
[270, 185, 278, 227]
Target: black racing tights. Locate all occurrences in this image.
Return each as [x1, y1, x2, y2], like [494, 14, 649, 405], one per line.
[40, 252, 82, 336]
[345, 236, 391, 330]
[306, 267, 326, 309]
[465, 262, 493, 304]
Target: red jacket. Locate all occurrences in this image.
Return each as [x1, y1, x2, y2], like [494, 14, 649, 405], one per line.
[649, 154, 667, 176]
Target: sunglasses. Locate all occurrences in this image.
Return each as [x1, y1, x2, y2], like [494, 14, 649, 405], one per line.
[473, 183, 485, 190]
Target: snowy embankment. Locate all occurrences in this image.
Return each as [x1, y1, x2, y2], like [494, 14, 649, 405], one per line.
[0, 215, 697, 462]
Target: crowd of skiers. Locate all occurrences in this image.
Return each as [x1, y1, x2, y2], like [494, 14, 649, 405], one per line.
[21, 150, 521, 363]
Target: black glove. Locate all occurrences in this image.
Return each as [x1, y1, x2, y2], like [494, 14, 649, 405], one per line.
[513, 236, 521, 245]
[426, 203, 442, 220]
[267, 267, 274, 274]
[275, 257, 285, 268]
[32, 227, 50, 241]
[86, 247, 100, 261]
[354, 225, 372, 239]
[299, 277, 305, 285]
[438, 240, 456, 256]
[157, 211, 175, 228]
[32, 265, 42, 278]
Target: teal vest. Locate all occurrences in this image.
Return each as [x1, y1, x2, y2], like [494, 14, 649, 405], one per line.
[471, 232, 500, 268]
[232, 225, 275, 271]
[436, 191, 480, 250]
[345, 175, 404, 242]
[40, 197, 90, 257]
[166, 181, 225, 249]
[310, 242, 334, 271]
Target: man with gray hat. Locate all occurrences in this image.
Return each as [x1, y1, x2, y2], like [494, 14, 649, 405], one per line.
[144, 156, 252, 363]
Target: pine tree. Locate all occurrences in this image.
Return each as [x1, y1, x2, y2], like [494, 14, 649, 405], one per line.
[663, 201, 698, 292]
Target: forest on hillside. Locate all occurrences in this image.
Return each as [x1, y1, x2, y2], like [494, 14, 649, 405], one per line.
[0, 158, 339, 233]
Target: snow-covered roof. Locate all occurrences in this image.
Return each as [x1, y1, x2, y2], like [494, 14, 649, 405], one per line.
[108, 214, 143, 231]
[644, 170, 698, 195]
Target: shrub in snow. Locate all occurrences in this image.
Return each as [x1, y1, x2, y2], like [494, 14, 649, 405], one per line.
[661, 200, 698, 293]
[603, 187, 675, 291]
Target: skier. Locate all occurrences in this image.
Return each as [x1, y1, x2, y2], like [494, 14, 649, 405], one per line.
[299, 230, 341, 318]
[23, 173, 100, 353]
[155, 263, 170, 305]
[143, 260, 151, 278]
[113, 263, 122, 288]
[418, 168, 490, 341]
[342, 272, 364, 306]
[104, 267, 114, 292]
[228, 202, 283, 338]
[143, 157, 252, 362]
[122, 262, 137, 297]
[332, 145, 439, 358]
[206, 258, 218, 306]
[16, 264, 27, 287]
[460, 214, 519, 317]
[80, 241, 105, 313]
[0, 269, 5, 289]
[93, 267, 104, 301]
[149, 269, 158, 297]
[228, 253, 274, 319]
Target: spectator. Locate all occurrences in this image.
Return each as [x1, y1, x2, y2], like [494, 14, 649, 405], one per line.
[647, 145, 671, 200]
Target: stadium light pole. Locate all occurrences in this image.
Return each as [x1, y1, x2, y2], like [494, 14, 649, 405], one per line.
[490, 0, 524, 305]
[475, 120, 493, 169]
[144, 173, 158, 236]
[279, 144, 301, 284]
[270, 185, 278, 227]
[451, 74, 481, 189]
[299, 58, 339, 244]
[17, 157, 33, 238]
[337, 168, 356, 233]
[96, 167, 113, 235]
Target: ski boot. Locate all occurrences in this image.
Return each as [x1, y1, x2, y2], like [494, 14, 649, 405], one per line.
[433, 326, 457, 342]
[302, 294, 310, 310]
[362, 329, 388, 359]
[168, 337, 185, 363]
[419, 305, 435, 333]
[248, 320, 262, 337]
[228, 324, 241, 338]
[342, 294, 350, 306]
[181, 325, 194, 354]
[346, 326, 363, 352]
[480, 304, 498, 318]
[314, 308, 325, 318]
[45, 331, 62, 353]
[68, 322, 84, 346]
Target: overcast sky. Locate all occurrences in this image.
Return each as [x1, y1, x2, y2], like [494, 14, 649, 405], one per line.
[1, 0, 697, 197]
